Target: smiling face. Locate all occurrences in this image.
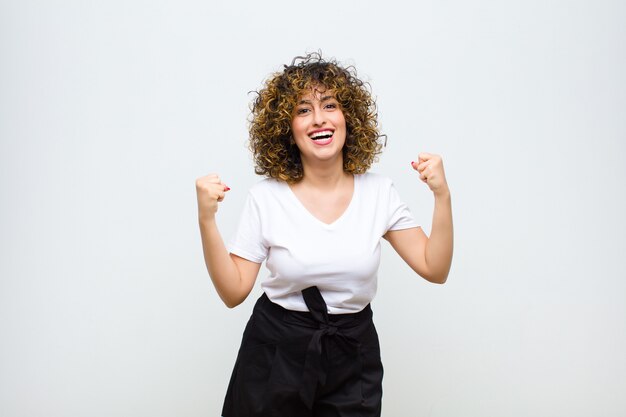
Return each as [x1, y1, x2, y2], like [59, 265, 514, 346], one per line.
[290, 87, 347, 167]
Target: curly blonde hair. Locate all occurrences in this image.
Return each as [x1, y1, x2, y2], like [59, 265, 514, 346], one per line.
[249, 52, 383, 183]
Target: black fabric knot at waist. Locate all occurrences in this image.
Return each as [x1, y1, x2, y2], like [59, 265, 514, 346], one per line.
[298, 286, 368, 410]
[322, 323, 338, 336]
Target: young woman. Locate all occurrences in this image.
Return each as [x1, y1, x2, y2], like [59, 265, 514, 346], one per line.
[195, 53, 453, 417]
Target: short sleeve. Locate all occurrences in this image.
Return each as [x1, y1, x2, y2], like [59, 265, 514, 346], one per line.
[386, 182, 419, 232]
[227, 192, 267, 263]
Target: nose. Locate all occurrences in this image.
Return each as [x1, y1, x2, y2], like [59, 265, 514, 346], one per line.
[312, 108, 326, 127]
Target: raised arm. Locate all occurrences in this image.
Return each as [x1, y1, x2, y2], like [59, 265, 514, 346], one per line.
[384, 153, 453, 284]
[196, 174, 261, 307]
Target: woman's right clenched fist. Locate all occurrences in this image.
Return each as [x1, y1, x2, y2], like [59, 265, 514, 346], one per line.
[195, 174, 230, 221]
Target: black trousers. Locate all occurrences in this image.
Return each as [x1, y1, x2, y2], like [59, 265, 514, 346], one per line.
[222, 287, 384, 417]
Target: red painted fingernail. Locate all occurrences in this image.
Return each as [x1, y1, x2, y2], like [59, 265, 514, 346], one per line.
[224, 186, 231, 191]
[411, 161, 415, 166]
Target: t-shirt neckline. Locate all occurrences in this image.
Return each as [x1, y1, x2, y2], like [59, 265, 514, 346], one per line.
[284, 174, 359, 229]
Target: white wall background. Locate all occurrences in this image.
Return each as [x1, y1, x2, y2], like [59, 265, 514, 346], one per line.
[1, 0, 625, 416]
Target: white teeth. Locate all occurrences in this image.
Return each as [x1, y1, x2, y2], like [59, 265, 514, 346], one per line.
[310, 130, 334, 139]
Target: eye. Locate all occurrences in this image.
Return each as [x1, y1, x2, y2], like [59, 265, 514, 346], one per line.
[296, 107, 310, 115]
[324, 101, 338, 110]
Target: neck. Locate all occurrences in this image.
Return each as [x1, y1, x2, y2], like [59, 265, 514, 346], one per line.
[299, 157, 349, 190]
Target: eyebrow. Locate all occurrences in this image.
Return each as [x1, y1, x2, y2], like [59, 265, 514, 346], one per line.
[297, 95, 336, 105]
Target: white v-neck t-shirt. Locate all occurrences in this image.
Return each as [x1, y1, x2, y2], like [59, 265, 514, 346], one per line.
[228, 172, 418, 314]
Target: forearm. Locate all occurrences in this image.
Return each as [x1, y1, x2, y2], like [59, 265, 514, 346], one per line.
[198, 216, 245, 307]
[425, 190, 454, 283]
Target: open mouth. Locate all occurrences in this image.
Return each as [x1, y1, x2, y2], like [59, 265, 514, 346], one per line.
[309, 129, 334, 145]
[310, 130, 333, 140]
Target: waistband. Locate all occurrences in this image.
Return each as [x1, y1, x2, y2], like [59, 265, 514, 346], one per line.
[256, 291, 373, 326]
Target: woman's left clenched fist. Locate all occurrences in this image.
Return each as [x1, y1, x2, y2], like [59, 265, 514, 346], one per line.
[411, 153, 449, 196]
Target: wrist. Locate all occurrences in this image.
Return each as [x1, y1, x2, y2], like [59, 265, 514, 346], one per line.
[433, 187, 451, 201]
[199, 213, 217, 226]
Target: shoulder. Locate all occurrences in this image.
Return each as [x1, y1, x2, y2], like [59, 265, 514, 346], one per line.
[249, 177, 283, 192]
[247, 177, 288, 201]
[356, 172, 395, 189]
